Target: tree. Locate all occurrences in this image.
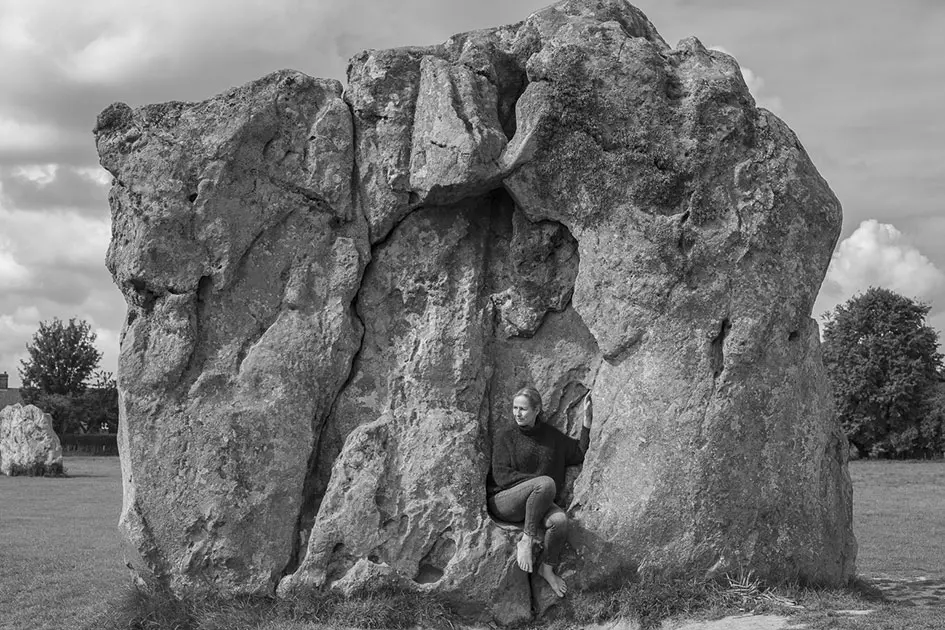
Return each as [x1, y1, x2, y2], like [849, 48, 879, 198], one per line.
[19, 317, 101, 396]
[75, 371, 119, 433]
[925, 378, 945, 454]
[822, 287, 943, 458]
[18, 318, 116, 434]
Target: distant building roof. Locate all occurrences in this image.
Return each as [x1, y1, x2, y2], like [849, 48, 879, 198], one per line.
[0, 388, 23, 410]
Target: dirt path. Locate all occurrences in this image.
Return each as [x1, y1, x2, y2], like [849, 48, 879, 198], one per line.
[672, 614, 795, 629]
[582, 616, 792, 630]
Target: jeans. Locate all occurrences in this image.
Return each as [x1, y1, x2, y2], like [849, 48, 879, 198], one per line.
[488, 475, 569, 566]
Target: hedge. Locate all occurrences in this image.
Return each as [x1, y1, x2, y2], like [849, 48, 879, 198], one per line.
[60, 433, 118, 455]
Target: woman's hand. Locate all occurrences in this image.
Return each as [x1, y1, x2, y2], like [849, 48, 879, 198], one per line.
[582, 392, 593, 428]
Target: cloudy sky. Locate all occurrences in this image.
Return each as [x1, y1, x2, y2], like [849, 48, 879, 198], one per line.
[1, 0, 943, 386]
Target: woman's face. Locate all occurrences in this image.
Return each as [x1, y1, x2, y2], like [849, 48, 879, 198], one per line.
[512, 395, 539, 428]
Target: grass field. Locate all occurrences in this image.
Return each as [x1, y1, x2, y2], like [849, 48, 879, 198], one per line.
[1, 457, 944, 629]
[851, 460, 945, 578]
[0, 457, 125, 630]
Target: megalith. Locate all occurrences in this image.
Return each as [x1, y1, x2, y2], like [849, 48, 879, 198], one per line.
[0, 404, 64, 476]
[94, 0, 856, 622]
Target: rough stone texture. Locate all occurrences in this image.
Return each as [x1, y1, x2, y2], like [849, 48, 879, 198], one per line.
[95, 72, 367, 595]
[95, 0, 855, 622]
[0, 404, 63, 476]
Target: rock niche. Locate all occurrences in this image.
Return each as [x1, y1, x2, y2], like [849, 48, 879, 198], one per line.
[0, 404, 64, 476]
[94, 0, 856, 623]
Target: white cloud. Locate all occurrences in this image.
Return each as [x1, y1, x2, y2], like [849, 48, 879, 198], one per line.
[0, 206, 110, 268]
[0, 116, 60, 153]
[65, 25, 151, 84]
[12, 163, 58, 184]
[0, 306, 41, 383]
[0, 164, 110, 216]
[824, 220, 945, 299]
[93, 326, 121, 378]
[0, 306, 40, 338]
[738, 66, 783, 114]
[0, 240, 30, 289]
[814, 219, 945, 323]
[0, 0, 551, 92]
[75, 166, 112, 187]
[5, 0, 342, 85]
[0, 12, 38, 54]
[709, 45, 783, 114]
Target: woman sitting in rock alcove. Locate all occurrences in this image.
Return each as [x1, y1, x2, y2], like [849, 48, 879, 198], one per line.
[487, 387, 593, 598]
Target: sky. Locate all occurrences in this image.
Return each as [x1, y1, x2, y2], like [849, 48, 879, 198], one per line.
[0, 0, 943, 387]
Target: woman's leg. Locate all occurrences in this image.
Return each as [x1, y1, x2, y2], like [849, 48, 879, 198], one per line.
[488, 476, 556, 539]
[537, 504, 569, 597]
[488, 476, 557, 572]
[541, 504, 569, 566]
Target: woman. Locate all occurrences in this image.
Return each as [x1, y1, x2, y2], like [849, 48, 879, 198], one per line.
[487, 386, 593, 598]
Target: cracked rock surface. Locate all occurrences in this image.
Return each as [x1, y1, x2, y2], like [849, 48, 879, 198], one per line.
[95, 0, 855, 623]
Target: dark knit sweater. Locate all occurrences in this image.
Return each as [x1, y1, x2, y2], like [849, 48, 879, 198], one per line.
[488, 421, 590, 499]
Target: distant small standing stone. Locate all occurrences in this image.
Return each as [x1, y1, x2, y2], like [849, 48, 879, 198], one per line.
[0, 403, 64, 476]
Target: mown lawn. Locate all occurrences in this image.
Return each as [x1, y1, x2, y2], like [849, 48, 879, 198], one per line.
[850, 460, 945, 578]
[0, 457, 126, 630]
[0, 457, 943, 629]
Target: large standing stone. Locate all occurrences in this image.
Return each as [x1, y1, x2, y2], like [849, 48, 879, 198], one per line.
[95, 0, 855, 621]
[0, 404, 63, 476]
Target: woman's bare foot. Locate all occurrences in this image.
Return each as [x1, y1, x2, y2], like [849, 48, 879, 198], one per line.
[516, 534, 535, 572]
[538, 563, 568, 597]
